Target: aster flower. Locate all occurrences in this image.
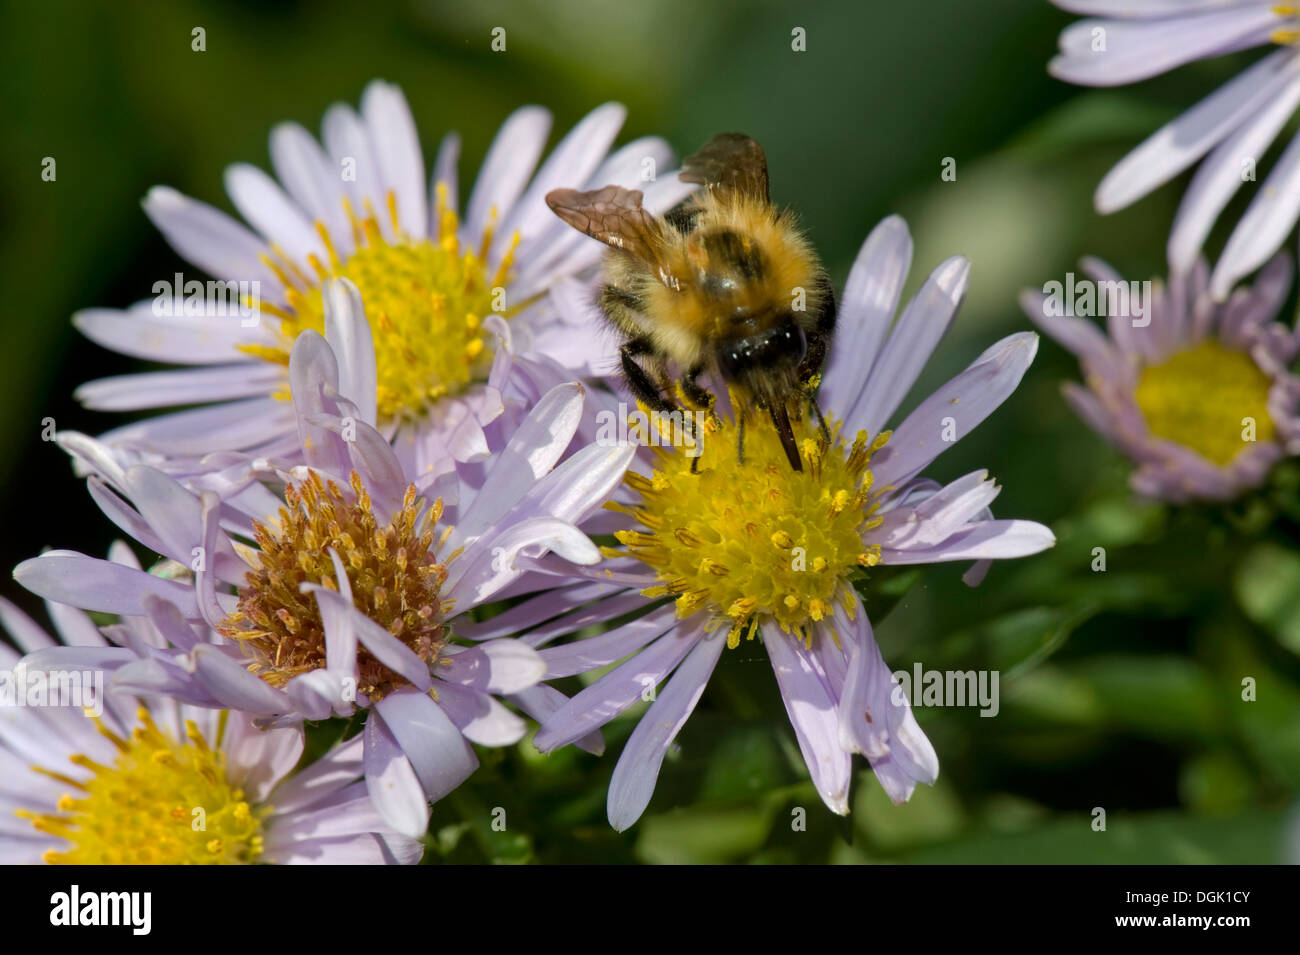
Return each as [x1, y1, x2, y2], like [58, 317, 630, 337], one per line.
[1, 593, 421, 864]
[474, 215, 1054, 829]
[14, 286, 635, 837]
[1023, 254, 1300, 502]
[1048, 1, 1300, 297]
[74, 79, 693, 481]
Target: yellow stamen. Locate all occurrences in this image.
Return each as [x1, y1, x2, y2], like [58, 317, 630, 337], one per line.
[615, 410, 886, 646]
[20, 708, 268, 865]
[243, 188, 524, 422]
[1133, 339, 1275, 466]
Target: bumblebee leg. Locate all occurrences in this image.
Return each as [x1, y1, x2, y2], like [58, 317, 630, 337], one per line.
[623, 338, 705, 472]
[736, 411, 746, 466]
[679, 364, 714, 412]
[621, 337, 676, 414]
[798, 276, 838, 385]
[679, 362, 722, 444]
[677, 365, 715, 473]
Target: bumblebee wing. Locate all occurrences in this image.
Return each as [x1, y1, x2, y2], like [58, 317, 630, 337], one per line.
[545, 185, 679, 284]
[680, 133, 769, 202]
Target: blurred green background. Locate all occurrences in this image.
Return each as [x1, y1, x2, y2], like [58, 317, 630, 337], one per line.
[3, 0, 1299, 863]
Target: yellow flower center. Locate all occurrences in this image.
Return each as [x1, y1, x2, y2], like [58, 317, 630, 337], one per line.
[1133, 340, 1275, 466]
[242, 186, 522, 422]
[610, 410, 890, 648]
[19, 709, 267, 864]
[221, 470, 452, 700]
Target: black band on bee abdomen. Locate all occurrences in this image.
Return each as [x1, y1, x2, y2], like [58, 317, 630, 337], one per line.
[717, 320, 807, 383]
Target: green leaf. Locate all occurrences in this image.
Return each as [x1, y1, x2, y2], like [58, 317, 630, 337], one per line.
[855, 565, 926, 624]
[636, 805, 774, 864]
[854, 773, 965, 853]
[1000, 664, 1104, 727]
[1071, 655, 1221, 742]
[1234, 541, 1300, 656]
[901, 810, 1288, 864]
[982, 604, 1097, 677]
[696, 725, 787, 804]
[1178, 752, 1256, 816]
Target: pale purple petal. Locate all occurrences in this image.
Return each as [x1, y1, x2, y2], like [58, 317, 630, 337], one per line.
[606, 630, 725, 831]
[1093, 49, 1295, 214]
[437, 639, 545, 694]
[189, 644, 292, 716]
[870, 332, 1039, 491]
[534, 622, 704, 753]
[269, 120, 350, 241]
[538, 605, 676, 677]
[820, 215, 913, 414]
[74, 303, 271, 366]
[363, 711, 430, 839]
[847, 255, 970, 437]
[1212, 128, 1300, 299]
[267, 735, 365, 817]
[878, 519, 1056, 564]
[322, 278, 378, 427]
[76, 363, 283, 411]
[1169, 75, 1300, 271]
[14, 553, 201, 619]
[361, 79, 427, 240]
[224, 162, 326, 266]
[509, 684, 605, 756]
[221, 715, 305, 804]
[465, 106, 551, 237]
[374, 690, 478, 801]
[433, 683, 527, 746]
[142, 186, 278, 287]
[763, 623, 852, 815]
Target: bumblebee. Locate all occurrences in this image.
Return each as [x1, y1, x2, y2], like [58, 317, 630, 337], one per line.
[545, 133, 836, 471]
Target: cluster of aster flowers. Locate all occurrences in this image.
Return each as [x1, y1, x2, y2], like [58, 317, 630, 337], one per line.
[14, 48, 1299, 865]
[1040, 1, 1300, 502]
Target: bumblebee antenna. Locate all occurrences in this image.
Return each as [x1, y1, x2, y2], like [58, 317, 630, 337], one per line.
[769, 404, 802, 472]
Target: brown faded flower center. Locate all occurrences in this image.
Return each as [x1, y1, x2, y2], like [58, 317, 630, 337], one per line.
[221, 470, 449, 701]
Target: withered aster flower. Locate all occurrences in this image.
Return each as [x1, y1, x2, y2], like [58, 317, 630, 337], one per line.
[14, 285, 633, 836]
